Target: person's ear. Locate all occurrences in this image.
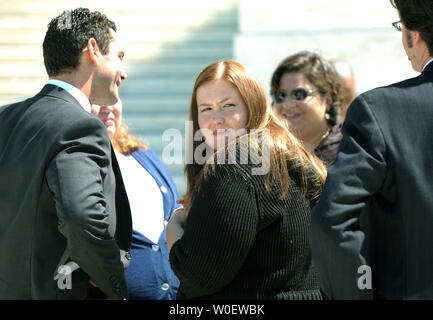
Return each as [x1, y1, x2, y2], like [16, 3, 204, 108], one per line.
[412, 30, 422, 45]
[323, 92, 332, 112]
[84, 38, 102, 66]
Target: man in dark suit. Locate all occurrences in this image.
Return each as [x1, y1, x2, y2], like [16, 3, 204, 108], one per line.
[0, 8, 132, 299]
[310, 0, 433, 299]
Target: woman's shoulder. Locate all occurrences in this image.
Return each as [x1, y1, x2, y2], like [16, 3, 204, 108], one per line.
[130, 148, 173, 175]
[314, 123, 343, 167]
[323, 123, 343, 145]
[318, 123, 343, 150]
[130, 148, 159, 164]
[209, 147, 287, 186]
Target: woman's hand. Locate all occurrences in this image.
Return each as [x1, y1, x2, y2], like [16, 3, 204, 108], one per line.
[176, 194, 190, 214]
[166, 207, 188, 251]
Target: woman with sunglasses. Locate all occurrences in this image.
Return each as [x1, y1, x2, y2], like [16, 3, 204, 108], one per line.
[166, 60, 327, 299]
[270, 51, 344, 166]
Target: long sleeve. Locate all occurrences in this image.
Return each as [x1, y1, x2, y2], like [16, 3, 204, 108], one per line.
[45, 115, 127, 299]
[169, 165, 259, 299]
[310, 95, 387, 299]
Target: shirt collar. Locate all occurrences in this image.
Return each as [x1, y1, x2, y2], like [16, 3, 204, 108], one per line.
[47, 79, 91, 113]
[422, 58, 433, 72]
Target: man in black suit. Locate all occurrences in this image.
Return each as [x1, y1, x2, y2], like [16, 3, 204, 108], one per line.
[0, 8, 132, 299]
[310, 0, 433, 299]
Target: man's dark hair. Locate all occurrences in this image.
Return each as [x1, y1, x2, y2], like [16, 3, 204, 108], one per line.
[43, 8, 117, 76]
[390, 0, 433, 56]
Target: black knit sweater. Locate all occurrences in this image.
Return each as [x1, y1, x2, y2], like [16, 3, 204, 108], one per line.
[169, 156, 322, 300]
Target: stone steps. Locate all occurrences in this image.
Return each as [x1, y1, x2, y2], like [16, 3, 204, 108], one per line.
[0, 0, 239, 195]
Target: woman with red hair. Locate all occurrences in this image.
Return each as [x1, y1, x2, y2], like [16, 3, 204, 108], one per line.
[167, 60, 326, 300]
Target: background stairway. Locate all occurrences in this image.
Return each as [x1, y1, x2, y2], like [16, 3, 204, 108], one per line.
[0, 0, 239, 195]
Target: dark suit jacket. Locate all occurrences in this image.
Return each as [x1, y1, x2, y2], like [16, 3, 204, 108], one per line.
[0, 84, 132, 299]
[310, 62, 433, 300]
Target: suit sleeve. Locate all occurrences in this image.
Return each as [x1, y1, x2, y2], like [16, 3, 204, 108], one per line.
[169, 165, 259, 298]
[45, 115, 127, 300]
[310, 95, 387, 299]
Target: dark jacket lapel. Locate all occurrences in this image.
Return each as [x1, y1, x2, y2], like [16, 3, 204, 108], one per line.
[111, 146, 133, 251]
[422, 60, 433, 76]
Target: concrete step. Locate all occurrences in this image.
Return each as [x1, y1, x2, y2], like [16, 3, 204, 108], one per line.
[0, 0, 237, 197]
[0, 91, 193, 114]
[0, 58, 232, 78]
[120, 77, 196, 96]
[0, 28, 237, 45]
[0, 42, 233, 62]
[0, 0, 236, 13]
[0, 77, 197, 96]
[0, 63, 46, 78]
[0, 11, 237, 30]
[121, 97, 190, 114]
[0, 81, 45, 96]
[122, 114, 188, 134]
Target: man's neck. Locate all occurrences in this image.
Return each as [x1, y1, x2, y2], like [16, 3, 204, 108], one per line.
[47, 78, 92, 113]
[51, 72, 92, 102]
[415, 41, 432, 72]
[300, 121, 330, 150]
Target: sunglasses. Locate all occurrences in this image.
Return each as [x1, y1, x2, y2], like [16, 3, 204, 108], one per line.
[273, 88, 319, 104]
[392, 20, 402, 32]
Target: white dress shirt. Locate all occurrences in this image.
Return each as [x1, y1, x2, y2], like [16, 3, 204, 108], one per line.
[47, 79, 91, 113]
[422, 58, 433, 72]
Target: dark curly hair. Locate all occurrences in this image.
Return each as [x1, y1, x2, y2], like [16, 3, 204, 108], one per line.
[43, 8, 117, 76]
[390, 0, 433, 57]
[270, 51, 343, 127]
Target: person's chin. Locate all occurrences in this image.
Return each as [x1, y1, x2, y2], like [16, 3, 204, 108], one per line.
[213, 136, 230, 150]
[202, 138, 223, 151]
[106, 127, 116, 140]
[108, 92, 119, 106]
[105, 88, 119, 105]
[93, 95, 118, 108]
[288, 121, 304, 132]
